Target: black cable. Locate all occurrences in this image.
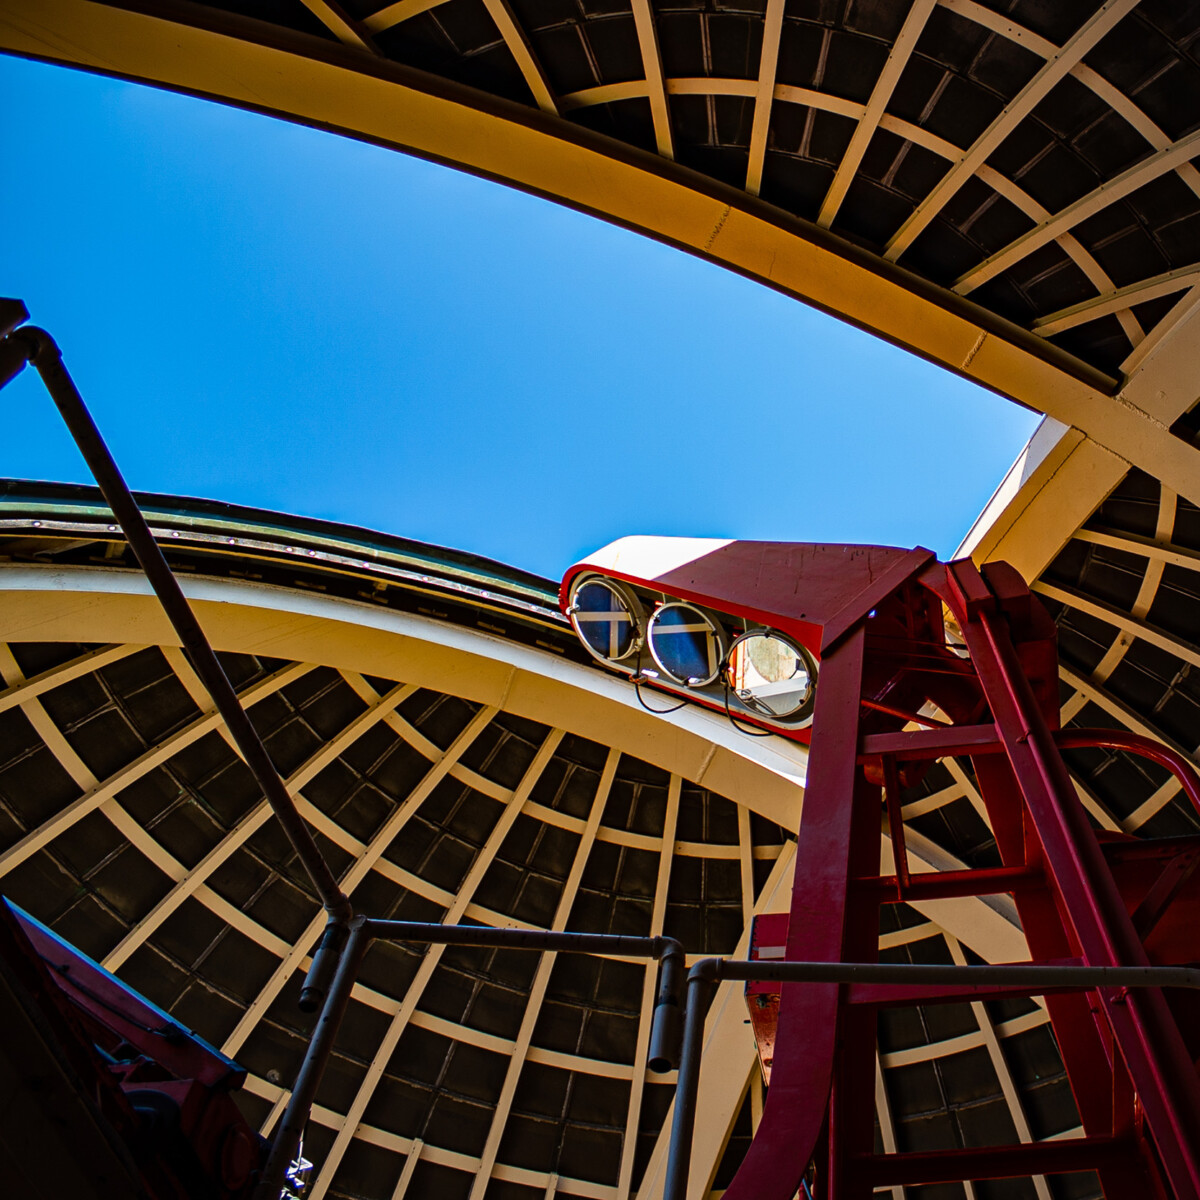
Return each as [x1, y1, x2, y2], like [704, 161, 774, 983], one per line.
[634, 679, 687, 714]
[630, 643, 686, 713]
[722, 675, 774, 737]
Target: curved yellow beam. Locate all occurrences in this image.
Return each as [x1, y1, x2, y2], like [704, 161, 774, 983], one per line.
[4, 0, 1200, 508]
[0, 562, 809, 821]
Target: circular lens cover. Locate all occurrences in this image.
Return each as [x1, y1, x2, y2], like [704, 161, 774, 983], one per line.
[569, 577, 643, 663]
[647, 602, 726, 686]
[726, 631, 815, 722]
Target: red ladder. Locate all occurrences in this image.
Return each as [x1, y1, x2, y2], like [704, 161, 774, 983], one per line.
[724, 559, 1200, 1200]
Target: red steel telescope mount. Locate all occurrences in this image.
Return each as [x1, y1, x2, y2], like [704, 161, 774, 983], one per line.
[560, 540, 1200, 1200]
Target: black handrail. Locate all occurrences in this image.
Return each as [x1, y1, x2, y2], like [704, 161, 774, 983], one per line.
[0, 315, 354, 1013]
[253, 920, 685, 1200]
[663, 958, 1200, 1200]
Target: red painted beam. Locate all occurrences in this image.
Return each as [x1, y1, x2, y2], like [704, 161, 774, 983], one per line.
[859, 1138, 1123, 1185]
[856, 864, 1042, 902]
[859, 723, 1000, 761]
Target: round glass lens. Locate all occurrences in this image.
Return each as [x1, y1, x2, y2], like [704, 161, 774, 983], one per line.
[570, 579, 640, 662]
[648, 603, 724, 686]
[726, 632, 813, 719]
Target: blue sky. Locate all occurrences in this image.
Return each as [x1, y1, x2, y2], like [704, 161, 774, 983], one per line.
[1, 53, 1039, 580]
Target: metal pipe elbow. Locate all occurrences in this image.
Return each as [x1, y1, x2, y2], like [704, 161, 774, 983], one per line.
[14, 325, 59, 362]
[647, 937, 687, 1073]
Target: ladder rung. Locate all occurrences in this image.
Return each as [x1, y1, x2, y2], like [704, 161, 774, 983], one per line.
[858, 1138, 1123, 1185]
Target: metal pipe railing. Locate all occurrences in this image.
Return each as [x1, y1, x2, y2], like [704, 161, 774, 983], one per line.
[364, 921, 685, 1071]
[1053, 728, 1200, 820]
[0, 311, 689, 1200]
[253, 920, 685, 1200]
[257, 919, 372, 1200]
[0, 323, 354, 999]
[662, 958, 1200, 1200]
